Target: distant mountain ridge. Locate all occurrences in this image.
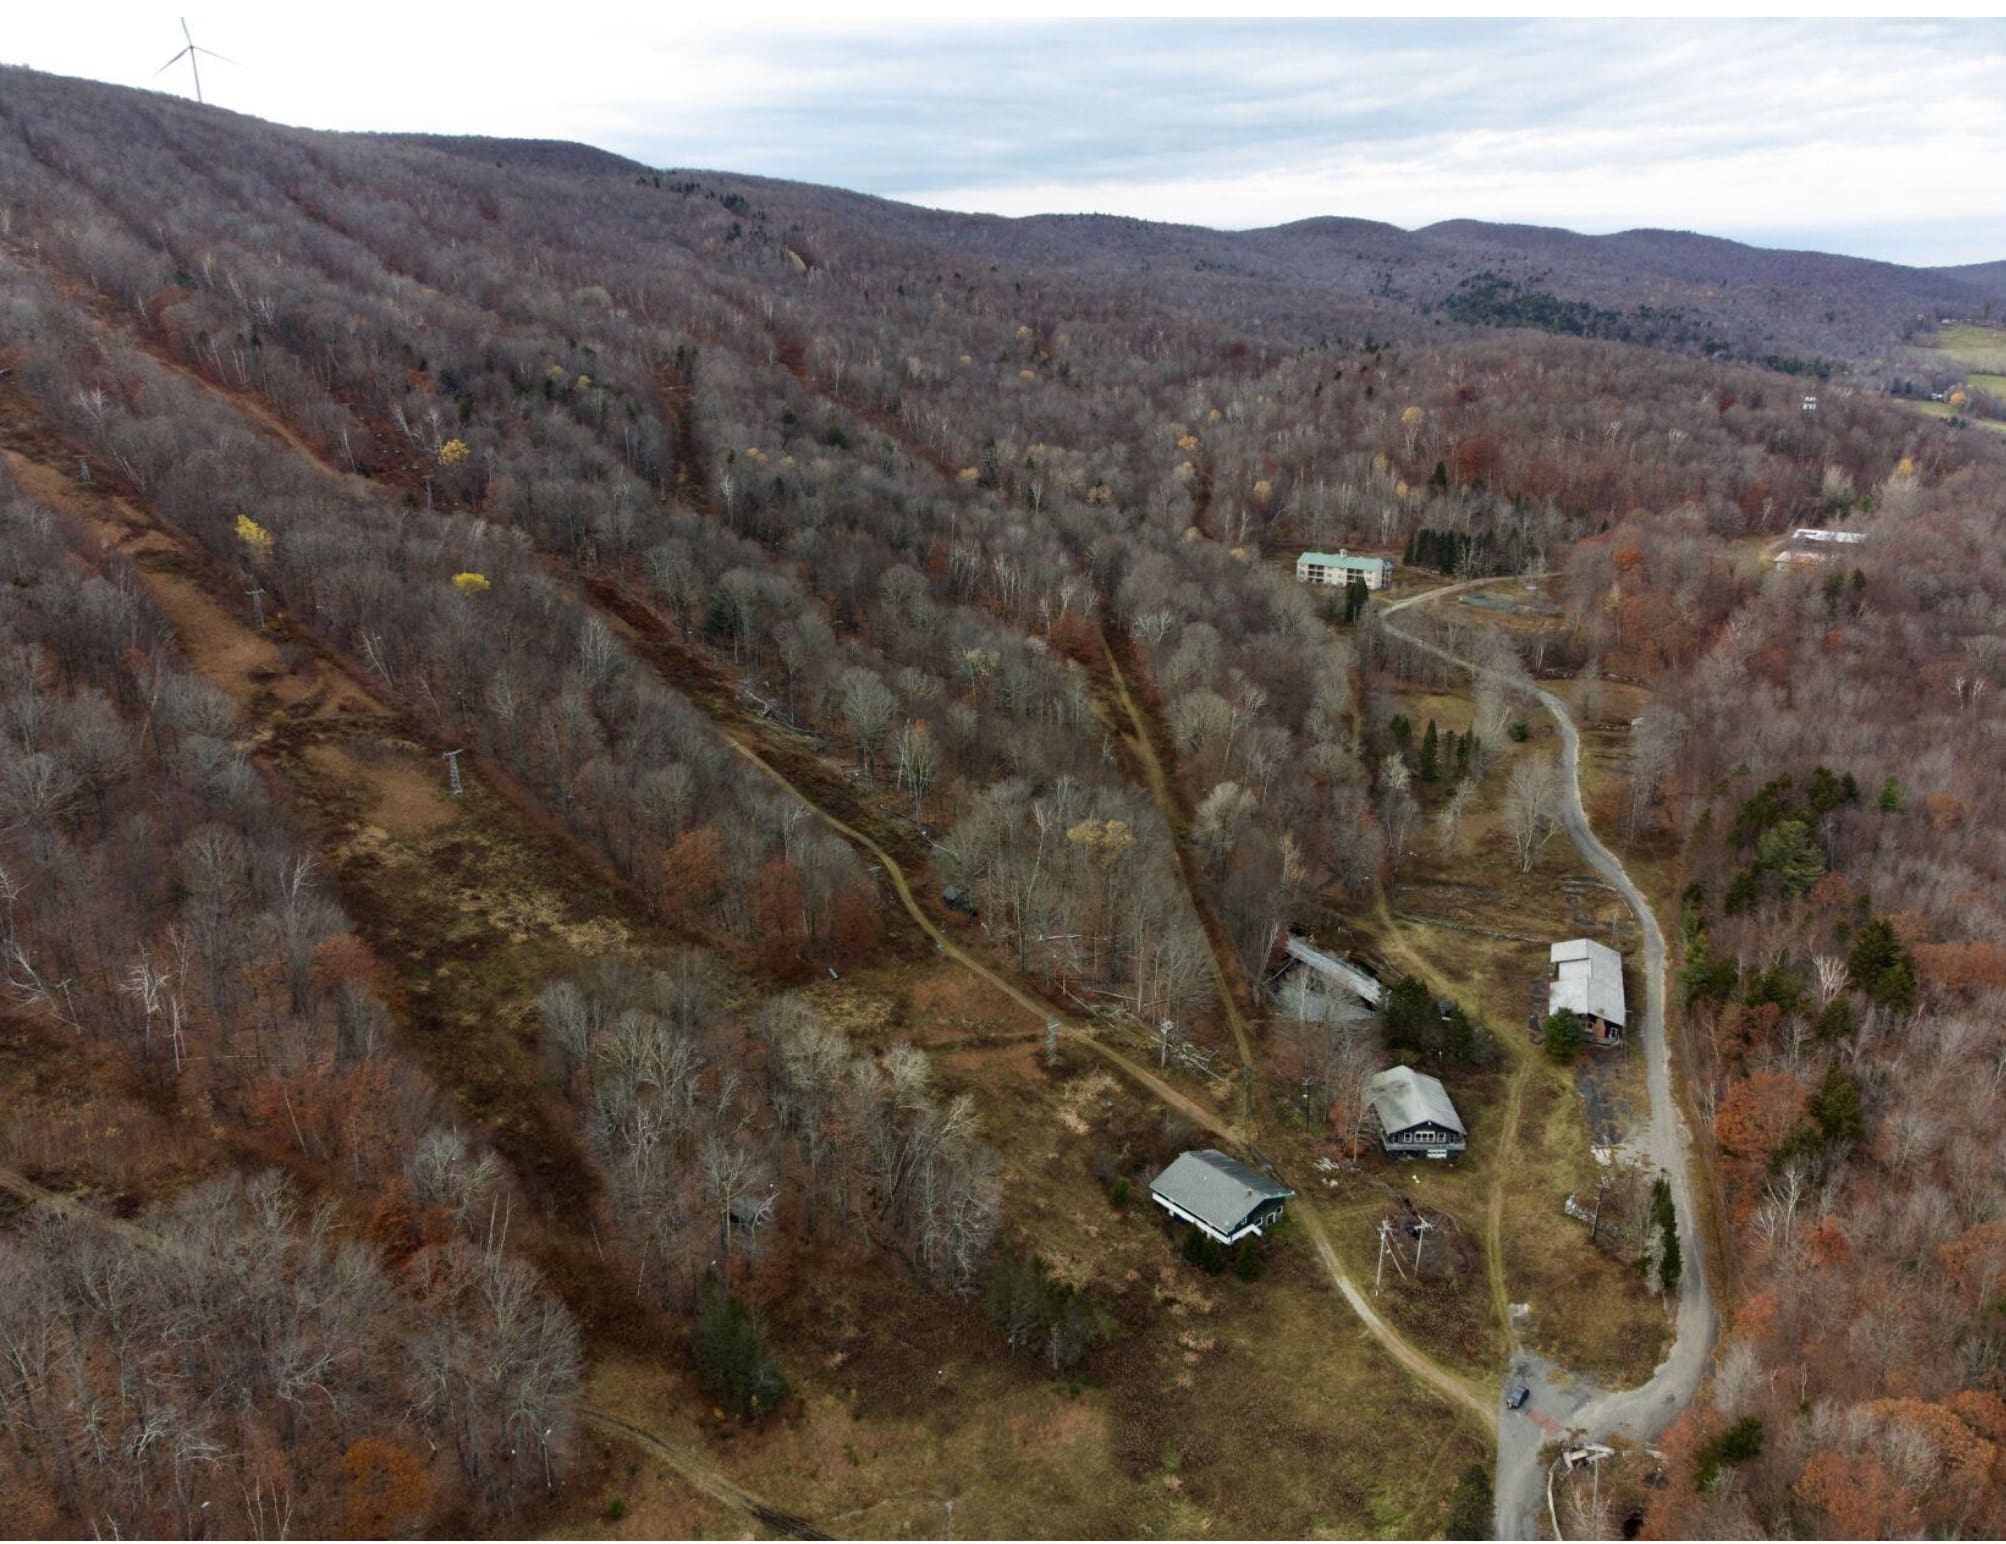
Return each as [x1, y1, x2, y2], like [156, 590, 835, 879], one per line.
[7, 68, 1998, 369]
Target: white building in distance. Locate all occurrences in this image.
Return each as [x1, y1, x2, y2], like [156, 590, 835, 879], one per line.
[1297, 550, 1394, 590]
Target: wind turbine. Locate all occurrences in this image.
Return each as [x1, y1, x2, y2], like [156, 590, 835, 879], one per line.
[154, 18, 231, 105]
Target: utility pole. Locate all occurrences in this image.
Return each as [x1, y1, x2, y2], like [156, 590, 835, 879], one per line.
[442, 749, 465, 798]
[1044, 1019, 1060, 1067]
[245, 584, 265, 630]
[1412, 1214, 1435, 1274]
[1376, 1217, 1408, 1288]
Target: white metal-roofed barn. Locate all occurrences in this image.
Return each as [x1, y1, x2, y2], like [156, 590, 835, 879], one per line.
[1774, 527, 1867, 567]
[1549, 938, 1627, 1046]
[1148, 1150, 1294, 1245]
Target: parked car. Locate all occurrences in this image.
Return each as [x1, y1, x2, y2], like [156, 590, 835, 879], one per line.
[1506, 1378, 1531, 1410]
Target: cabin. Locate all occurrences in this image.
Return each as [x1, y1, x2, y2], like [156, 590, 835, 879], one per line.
[1296, 549, 1393, 591]
[1149, 1150, 1293, 1245]
[1365, 1065, 1467, 1159]
[1548, 938, 1627, 1046]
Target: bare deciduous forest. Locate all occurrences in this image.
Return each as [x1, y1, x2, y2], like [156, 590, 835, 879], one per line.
[1, 63, 2004, 1539]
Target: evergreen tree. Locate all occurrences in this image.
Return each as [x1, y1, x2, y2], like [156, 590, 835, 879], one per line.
[693, 1274, 788, 1419]
[1418, 719, 1440, 782]
[1650, 1176, 1681, 1296]
[1808, 1061, 1866, 1147]
[1848, 917, 1917, 1013]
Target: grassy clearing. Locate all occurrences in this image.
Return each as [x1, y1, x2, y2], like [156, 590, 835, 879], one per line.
[1352, 656, 1673, 1386]
[1921, 323, 2006, 373]
[1910, 399, 2006, 433]
[581, 1126, 1494, 1540]
[1499, 1075, 1670, 1385]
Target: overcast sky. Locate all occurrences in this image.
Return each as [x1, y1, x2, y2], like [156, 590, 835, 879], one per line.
[9, 13, 2005, 265]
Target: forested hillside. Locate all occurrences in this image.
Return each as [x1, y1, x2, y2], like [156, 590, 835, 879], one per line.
[1, 63, 2003, 1538]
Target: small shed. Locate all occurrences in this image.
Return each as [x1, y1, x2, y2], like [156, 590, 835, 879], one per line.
[1366, 1065, 1467, 1159]
[1549, 938, 1626, 1045]
[1149, 1150, 1293, 1245]
[1281, 935, 1386, 1008]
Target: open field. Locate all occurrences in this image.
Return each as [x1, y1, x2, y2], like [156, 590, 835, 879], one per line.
[1910, 398, 2006, 433]
[1921, 322, 2006, 372]
[577, 1214, 1492, 1541]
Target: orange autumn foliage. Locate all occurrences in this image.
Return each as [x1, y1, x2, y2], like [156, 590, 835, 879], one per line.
[1735, 1291, 1779, 1344]
[1924, 791, 1969, 831]
[1867, 1398, 1996, 1513]
[1948, 1389, 2006, 1447]
[1936, 1220, 2006, 1306]
[1796, 1449, 1911, 1538]
[663, 825, 727, 921]
[1714, 1069, 1807, 1160]
[754, 859, 809, 975]
[312, 931, 384, 995]
[1911, 939, 2006, 994]
[1712, 1000, 1783, 1064]
[831, 885, 882, 956]
[1887, 909, 1929, 944]
[342, 1437, 431, 1535]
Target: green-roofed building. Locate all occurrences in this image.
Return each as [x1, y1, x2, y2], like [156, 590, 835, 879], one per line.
[1296, 549, 1394, 590]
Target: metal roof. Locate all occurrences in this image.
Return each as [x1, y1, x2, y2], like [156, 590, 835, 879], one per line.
[1550, 938, 1626, 1027]
[1148, 1150, 1292, 1233]
[1298, 550, 1391, 569]
[1367, 1065, 1466, 1138]
[1282, 936, 1386, 1007]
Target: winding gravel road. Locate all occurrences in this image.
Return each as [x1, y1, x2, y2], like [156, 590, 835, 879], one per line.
[1380, 580, 1718, 1539]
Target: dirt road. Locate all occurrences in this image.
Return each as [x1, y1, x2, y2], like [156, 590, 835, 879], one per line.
[719, 707, 1499, 1433]
[1380, 580, 1717, 1538]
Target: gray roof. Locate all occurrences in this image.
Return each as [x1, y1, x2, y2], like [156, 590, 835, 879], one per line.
[1149, 1150, 1292, 1231]
[1282, 936, 1385, 1007]
[1550, 938, 1626, 1027]
[1367, 1065, 1466, 1137]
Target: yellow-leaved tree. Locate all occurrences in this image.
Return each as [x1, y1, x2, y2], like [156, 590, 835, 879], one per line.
[451, 572, 490, 594]
[235, 514, 273, 553]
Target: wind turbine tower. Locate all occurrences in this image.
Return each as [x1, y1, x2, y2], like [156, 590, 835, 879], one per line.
[155, 18, 231, 105]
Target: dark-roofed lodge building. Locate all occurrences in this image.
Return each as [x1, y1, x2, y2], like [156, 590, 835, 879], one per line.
[1365, 1065, 1468, 1160]
[1148, 1150, 1294, 1246]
